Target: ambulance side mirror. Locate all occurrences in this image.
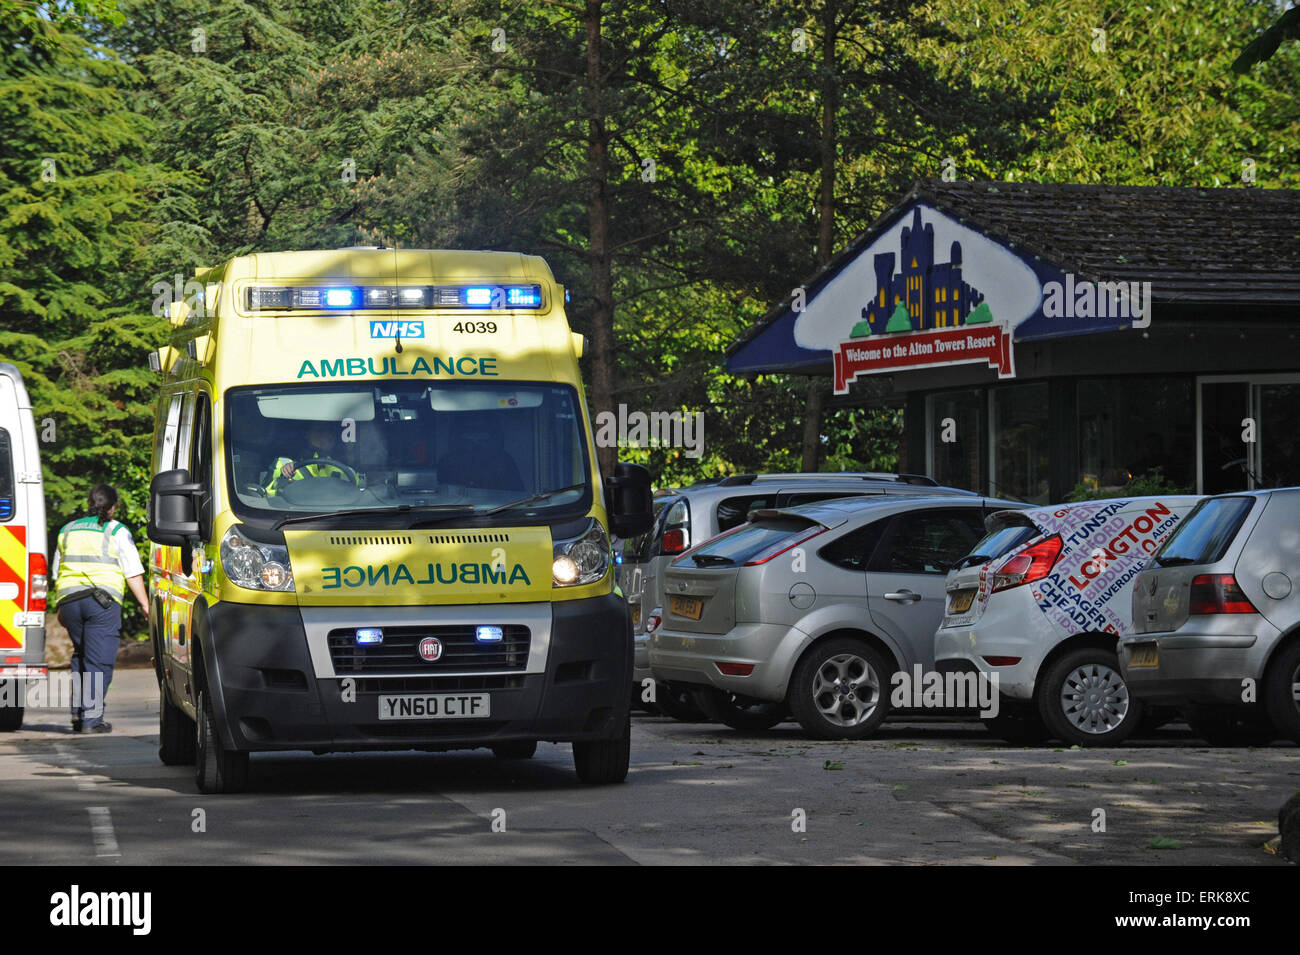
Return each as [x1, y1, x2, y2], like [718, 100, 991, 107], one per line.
[148, 468, 202, 546]
[606, 462, 653, 538]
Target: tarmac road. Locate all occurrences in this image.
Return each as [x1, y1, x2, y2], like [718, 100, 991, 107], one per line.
[0, 669, 1293, 865]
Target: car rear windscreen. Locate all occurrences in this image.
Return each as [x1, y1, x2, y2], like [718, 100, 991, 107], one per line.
[1151, 496, 1255, 566]
[957, 523, 1038, 569]
[676, 517, 817, 567]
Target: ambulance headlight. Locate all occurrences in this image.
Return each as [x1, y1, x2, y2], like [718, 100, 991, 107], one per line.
[220, 525, 295, 592]
[552, 519, 611, 588]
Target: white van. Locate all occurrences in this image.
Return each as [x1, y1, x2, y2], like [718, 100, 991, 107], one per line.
[0, 364, 48, 730]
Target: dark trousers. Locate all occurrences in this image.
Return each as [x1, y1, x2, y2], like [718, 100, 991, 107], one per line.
[59, 597, 121, 728]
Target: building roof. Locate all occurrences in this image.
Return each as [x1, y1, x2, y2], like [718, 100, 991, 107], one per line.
[727, 180, 1300, 365]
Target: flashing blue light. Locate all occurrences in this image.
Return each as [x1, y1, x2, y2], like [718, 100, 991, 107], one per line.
[506, 286, 541, 307]
[325, 288, 356, 308]
[464, 287, 493, 306]
[475, 625, 503, 643]
[356, 628, 384, 645]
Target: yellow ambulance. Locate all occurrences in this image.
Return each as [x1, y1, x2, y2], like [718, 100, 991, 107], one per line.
[146, 248, 652, 792]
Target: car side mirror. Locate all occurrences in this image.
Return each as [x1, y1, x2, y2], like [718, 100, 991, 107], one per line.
[148, 469, 202, 547]
[605, 462, 653, 538]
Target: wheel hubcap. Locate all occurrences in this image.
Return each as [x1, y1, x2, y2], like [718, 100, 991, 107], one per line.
[811, 653, 879, 727]
[1060, 663, 1129, 734]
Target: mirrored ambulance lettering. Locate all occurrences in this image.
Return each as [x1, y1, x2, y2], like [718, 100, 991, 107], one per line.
[321, 562, 531, 589]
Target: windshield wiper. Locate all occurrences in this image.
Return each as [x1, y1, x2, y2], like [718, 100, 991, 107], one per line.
[274, 504, 473, 531]
[958, 553, 993, 570]
[1153, 555, 1196, 567]
[691, 554, 735, 567]
[475, 483, 589, 518]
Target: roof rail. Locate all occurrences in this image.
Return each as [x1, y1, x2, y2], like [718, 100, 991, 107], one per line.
[716, 471, 943, 486]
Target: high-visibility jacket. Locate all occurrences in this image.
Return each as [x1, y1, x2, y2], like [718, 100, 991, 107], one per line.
[265, 451, 358, 494]
[50, 516, 132, 606]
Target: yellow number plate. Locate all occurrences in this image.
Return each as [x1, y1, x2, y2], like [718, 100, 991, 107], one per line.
[670, 595, 703, 620]
[1129, 643, 1159, 668]
[948, 590, 975, 615]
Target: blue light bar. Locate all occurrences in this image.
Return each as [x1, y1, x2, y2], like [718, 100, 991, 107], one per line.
[476, 626, 503, 643]
[356, 628, 384, 645]
[245, 284, 545, 311]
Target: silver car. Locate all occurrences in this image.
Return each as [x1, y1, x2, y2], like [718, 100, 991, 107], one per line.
[621, 472, 975, 713]
[1122, 488, 1300, 745]
[649, 494, 1024, 738]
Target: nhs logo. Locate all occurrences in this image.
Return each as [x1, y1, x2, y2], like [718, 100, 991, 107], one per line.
[369, 320, 425, 338]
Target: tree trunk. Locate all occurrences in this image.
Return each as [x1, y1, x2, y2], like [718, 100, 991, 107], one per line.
[801, 5, 841, 472]
[584, 0, 618, 478]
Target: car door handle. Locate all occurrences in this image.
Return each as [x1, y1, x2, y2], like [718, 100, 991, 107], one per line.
[883, 590, 920, 602]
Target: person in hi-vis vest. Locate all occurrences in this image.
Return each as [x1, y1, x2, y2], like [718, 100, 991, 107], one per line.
[265, 421, 360, 494]
[50, 485, 149, 733]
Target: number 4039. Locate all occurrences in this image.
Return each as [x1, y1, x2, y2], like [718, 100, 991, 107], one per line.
[452, 321, 497, 333]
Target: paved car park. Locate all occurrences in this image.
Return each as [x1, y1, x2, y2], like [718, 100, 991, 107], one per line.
[0, 669, 1292, 865]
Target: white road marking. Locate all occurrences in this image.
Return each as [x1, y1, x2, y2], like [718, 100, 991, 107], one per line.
[87, 806, 120, 858]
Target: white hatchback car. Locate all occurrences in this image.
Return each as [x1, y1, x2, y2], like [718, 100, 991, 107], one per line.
[934, 495, 1202, 746]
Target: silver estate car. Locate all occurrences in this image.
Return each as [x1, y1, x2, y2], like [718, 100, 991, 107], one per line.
[649, 494, 1024, 738]
[1122, 487, 1300, 745]
[620, 472, 975, 717]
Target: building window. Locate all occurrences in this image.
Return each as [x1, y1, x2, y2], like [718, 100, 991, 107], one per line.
[927, 389, 984, 492]
[1078, 377, 1193, 494]
[991, 383, 1050, 504]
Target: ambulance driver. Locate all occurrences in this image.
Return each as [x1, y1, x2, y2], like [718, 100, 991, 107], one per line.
[50, 484, 149, 733]
[265, 420, 360, 494]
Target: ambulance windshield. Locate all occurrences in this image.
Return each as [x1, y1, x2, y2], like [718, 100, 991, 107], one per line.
[224, 381, 590, 524]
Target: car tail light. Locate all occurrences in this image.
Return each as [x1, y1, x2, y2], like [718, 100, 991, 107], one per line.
[716, 662, 755, 676]
[1188, 574, 1257, 615]
[743, 525, 828, 566]
[662, 528, 688, 554]
[982, 656, 1021, 666]
[646, 609, 663, 633]
[28, 553, 47, 611]
[991, 534, 1062, 592]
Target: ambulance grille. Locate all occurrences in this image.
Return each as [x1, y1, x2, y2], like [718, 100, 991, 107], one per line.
[329, 535, 413, 546]
[327, 625, 531, 673]
[426, 532, 511, 544]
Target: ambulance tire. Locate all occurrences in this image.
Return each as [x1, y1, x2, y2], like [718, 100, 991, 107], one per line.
[0, 694, 22, 732]
[158, 688, 196, 765]
[573, 713, 630, 784]
[195, 686, 249, 793]
[1037, 648, 1144, 747]
[491, 740, 537, 759]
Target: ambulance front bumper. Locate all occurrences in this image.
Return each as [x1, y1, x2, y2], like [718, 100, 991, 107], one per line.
[203, 594, 631, 753]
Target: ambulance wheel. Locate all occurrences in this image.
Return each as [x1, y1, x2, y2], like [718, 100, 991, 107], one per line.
[690, 687, 788, 731]
[492, 740, 537, 759]
[573, 714, 630, 784]
[1037, 648, 1143, 746]
[0, 697, 23, 732]
[195, 686, 249, 793]
[159, 689, 195, 765]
